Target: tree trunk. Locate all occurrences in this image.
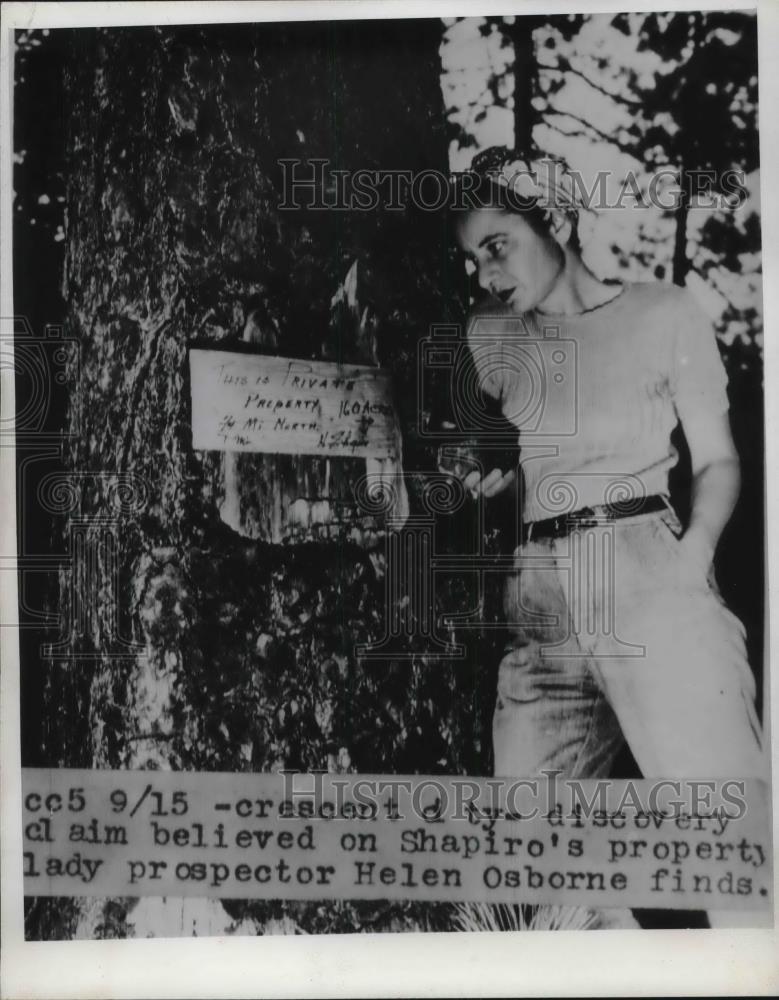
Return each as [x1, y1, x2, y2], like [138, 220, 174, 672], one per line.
[672, 164, 690, 286]
[46, 18, 495, 936]
[508, 16, 544, 151]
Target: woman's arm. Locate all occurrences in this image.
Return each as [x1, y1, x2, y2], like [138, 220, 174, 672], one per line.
[679, 410, 741, 571]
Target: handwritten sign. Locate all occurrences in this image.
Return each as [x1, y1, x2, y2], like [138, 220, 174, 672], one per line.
[190, 350, 402, 460]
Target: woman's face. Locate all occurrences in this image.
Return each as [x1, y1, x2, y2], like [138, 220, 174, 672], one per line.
[457, 206, 564, 313]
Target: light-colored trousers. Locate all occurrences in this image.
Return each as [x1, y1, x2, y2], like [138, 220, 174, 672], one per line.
[493, 506, 767, 928]
[494, 506, 765, 782]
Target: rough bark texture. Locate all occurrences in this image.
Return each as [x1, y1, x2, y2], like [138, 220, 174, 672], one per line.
[32, 21, 513, 937]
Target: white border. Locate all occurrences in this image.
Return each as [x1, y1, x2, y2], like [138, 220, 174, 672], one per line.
[1, 2, 778, 997]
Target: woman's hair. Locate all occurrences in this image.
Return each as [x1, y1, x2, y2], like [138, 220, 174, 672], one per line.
[451, 145, 582, 252]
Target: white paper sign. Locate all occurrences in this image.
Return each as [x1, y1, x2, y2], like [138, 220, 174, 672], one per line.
[190, 349, 403, 460]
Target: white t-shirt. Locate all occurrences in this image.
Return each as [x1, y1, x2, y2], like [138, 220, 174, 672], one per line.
[466, 281, 729, 523]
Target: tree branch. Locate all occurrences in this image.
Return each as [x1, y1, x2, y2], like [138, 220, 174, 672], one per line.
[546, 109, 636, 157]
[539, 56, 643, 108]
[544, 121, 592, 141]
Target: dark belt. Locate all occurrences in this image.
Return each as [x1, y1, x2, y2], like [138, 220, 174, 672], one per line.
[522, 494, 669, 543]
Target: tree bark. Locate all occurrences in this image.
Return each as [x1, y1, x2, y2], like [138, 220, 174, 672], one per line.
[508, 16, 544, 151]
[672, 164, 690, 286]
[57, 18, 487, 790]
[44, 18, 506, 936]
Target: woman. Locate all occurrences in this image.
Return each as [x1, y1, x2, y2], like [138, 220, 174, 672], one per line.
[445, 147, 765, 785]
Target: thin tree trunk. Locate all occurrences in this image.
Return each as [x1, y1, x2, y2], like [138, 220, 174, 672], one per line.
[672, 164, 690, 286]
[508, 16, 543, 151]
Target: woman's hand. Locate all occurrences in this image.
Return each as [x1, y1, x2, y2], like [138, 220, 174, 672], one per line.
[438, 461, 516, 499]
[678, 524, 716, 577]
[681, 410, 741, 570]
[466, 467, 516, 498]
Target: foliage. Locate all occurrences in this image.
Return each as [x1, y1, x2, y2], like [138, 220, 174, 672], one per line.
[443, 12, 762, 341]
[451, 901, 598, 932]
